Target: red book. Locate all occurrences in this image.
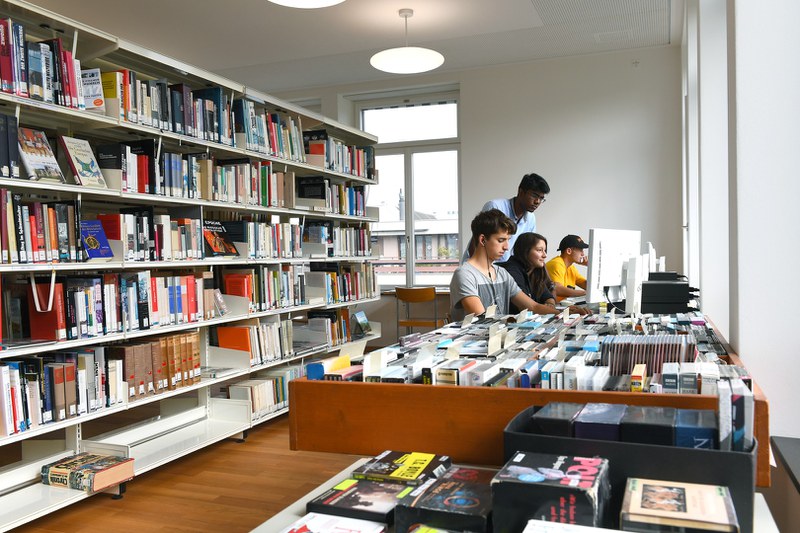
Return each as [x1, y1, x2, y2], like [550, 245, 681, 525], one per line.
[59, 48, 72, 108]
[149, 276, 159, 322]
[63, 49, 79, 109]
[96, 214, 124, 241]
[28, 281, 66, 340]
[0, 20, 12, 94]
[184, 275, 197, 322]
[137, 154, 149, 193]
[223, 273, 251, 300]
[216, 326, 252, 353]
[29, 210, 44, 263]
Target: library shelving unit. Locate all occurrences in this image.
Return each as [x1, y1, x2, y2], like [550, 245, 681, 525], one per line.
[0, 0, 379, 529]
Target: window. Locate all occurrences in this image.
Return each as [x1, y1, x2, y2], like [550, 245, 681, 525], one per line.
[359, 96, 459, 288]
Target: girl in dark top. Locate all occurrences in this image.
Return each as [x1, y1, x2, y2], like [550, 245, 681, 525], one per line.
[499, 233, 589, 315]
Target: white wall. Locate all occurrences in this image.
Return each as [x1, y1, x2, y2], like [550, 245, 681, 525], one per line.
[280, 46, 683, 270]
[729, 0, 800, 438]
[278, 46, 682, 345]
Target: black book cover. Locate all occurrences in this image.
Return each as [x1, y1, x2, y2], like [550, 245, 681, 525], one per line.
[395, 465, 496, 533]
[38, 38, 63, 106]
[11, 193, 27, 262]
[532, 402, 585, 437]
[202, 220, 239, 257]
[491, 451, 611, 530]
[296, 176, 328, 199]
[0, 113, 9, 178]
[352, 450, 452, 487]
[620, 405, 677, 446]
[121, 206, 156, 261]
[7, 112, 18, 178]
[573, 402, 627, 441]
[306, 477, 407, 524]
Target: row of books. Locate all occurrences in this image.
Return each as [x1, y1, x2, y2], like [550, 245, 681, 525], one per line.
[0, 332, 199, 435]
[215, 317, 295, 366]
[283, 448, 739, 532]
[9, 272, 224, 343]
[530, 401, 752, 453]
[215, 217, 303, 260]
[295, 176, 368, 217]
[0, 20, 85, 110]
[231, 98, 304, 161]
[303, 129, 376, 180]
[304, 219, 372, 258]
[222, 264, 307, 313]
[224, 365, 303, 421]
[305, 262, 376, 305]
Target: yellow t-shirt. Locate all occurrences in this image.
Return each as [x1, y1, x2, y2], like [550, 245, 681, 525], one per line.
[545, 256, 586, 302]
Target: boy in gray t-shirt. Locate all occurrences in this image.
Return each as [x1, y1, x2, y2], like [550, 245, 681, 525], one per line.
[451, 209, 546, 320]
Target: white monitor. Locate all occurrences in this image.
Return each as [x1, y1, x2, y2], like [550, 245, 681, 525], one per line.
[586, 228, 642, 305]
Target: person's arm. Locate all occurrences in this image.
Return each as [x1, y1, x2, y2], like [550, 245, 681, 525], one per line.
[459, 295, 486, 316]
[553, 283, 586, 298]
[511, 291, 591, 316]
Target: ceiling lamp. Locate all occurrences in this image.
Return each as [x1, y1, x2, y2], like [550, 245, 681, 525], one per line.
[268, 0, 345, 8]
[370, 8, 444, 74]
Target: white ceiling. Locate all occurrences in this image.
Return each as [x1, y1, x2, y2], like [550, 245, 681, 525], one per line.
[27, 0, 684, 94]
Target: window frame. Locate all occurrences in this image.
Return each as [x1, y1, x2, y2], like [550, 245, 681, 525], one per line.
[356, 92, 461, 288]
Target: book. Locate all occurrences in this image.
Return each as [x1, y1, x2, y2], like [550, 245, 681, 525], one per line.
[620, 405, 676, 446]
[352, 450, 451, 487]
[531, 402, 585, 437]
[352, 310, 372, 338]
[17, 128, 65, 183]
[394, 465, 496, 533]
[80, 68, 106, 113]
[41, 452, 134, 493]
[491, 451, 611, 530]
[202, 219, 239, 257]
[79, 220, 113, 261]
[57, 136, 107, 188]
[306, 477, 408, 524]
[278, 512, 386, 533]
[620, 478, 739, 532]
[573, 402, 627, 441]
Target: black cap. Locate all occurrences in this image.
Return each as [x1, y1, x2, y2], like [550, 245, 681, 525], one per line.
[557, 235, 589, 251]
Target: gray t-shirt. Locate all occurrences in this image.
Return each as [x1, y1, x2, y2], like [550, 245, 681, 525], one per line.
[450, 262, 522, 320]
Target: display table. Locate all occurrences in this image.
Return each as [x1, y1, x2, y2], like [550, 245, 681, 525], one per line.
[251, 458, 779, 532]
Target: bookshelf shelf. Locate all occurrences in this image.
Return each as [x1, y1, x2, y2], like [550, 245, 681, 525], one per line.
[0, 0, 378, 528]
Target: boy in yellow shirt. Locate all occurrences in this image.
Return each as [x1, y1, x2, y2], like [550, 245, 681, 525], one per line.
[545, 234, 589, 302]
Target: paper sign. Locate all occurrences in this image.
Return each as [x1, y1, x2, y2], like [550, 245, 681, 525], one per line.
[461, 313, 475, 328]
[485, 304, 497, 318]
[446, 341, 465, 360]
[488, 333, 502, 355]
[503, 328, 518, 349]
[339, 339, 367, 360]
[489, 323, 503, 337]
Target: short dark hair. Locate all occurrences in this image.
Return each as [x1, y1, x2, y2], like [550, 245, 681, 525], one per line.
[468, 209, 517, 255]
[519, 173, 550, 195]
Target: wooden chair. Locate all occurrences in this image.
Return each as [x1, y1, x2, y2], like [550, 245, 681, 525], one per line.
[395, 286, 447, 338]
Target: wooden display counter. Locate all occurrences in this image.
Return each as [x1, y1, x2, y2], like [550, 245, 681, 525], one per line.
[289, 376, 770, 487]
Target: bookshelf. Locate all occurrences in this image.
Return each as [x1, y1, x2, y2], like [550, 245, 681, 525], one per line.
[0, 0, 379, 528]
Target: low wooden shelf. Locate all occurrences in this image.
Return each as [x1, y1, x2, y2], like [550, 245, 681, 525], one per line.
[289, 373, 769, 487]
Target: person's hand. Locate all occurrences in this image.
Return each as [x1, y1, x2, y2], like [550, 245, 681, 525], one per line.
[569, 305, 592, 316]
[578, 255, 589, 266]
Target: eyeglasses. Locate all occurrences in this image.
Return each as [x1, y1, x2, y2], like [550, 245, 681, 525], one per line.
[528, 191, 547, 203]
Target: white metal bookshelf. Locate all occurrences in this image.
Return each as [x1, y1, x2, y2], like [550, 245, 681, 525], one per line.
[0, 0, 380, 529]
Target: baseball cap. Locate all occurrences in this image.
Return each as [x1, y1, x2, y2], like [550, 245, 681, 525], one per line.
[557, 235, 589, 251]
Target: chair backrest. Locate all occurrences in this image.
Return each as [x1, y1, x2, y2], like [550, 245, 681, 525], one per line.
[395, 286, 440, 339]
[395, 286, 437, 304]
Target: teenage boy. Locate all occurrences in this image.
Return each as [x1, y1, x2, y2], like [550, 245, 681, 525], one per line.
[546, 234, 589, 302]
[450, 210, 589, 319]
[462, 173, 550, 263]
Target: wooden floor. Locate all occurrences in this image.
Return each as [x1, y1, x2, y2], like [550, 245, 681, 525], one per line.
[16, 415, 359, 533]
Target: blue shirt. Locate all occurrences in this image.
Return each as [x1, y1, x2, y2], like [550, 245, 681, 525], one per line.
[461, 198, 537, 263]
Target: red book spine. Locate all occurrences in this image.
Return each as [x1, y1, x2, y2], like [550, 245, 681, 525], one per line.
[0, 20, 12, 94]
[59, 48, 72, 108]
[137, 154, 149, 194]
[184, 275, 197, 322]
[64, 50, 78, 109]
[0, 188, 7, 263]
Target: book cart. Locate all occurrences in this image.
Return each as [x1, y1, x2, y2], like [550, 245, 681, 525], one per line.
[0, 0, 379, 529]
[289, 321, 769, 531]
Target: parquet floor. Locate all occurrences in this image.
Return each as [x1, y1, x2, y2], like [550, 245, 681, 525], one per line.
[16, 415, 358, 533]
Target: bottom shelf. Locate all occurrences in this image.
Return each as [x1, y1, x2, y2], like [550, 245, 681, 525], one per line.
[0, 483, 90, 532]
[81, 399, 251, 475]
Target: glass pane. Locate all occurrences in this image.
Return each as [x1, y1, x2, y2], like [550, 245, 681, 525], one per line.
[367, 154, 406, 287]
[412, 150, 459, 287]
[362, 103, 457, 143]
